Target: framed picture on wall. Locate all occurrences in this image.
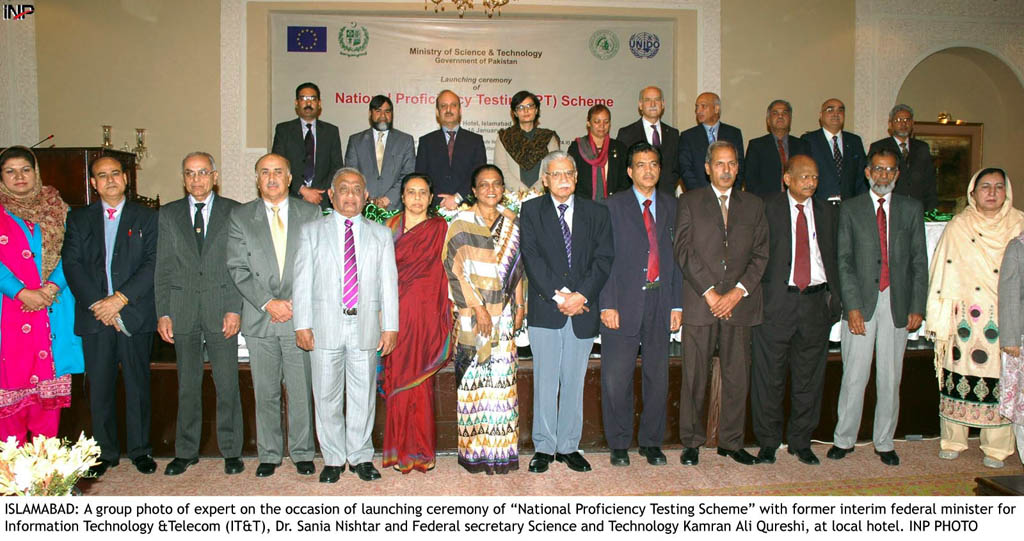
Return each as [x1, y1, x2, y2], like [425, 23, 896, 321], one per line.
[914, 121, 983, 212]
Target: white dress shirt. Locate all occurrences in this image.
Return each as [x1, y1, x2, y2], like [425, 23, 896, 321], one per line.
[787, 193, 828, 287]
[188, 193, 214, 236]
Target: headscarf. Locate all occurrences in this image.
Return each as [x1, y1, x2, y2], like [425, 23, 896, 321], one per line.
[925, 168, 1024, 383]
[0, 146, 69, 279]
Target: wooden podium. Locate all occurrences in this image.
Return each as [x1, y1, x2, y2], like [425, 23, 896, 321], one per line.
[31, 147, 138, 207]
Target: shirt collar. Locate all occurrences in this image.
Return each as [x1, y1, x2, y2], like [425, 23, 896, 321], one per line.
[189, 193, 213, 207]
[101, 198, 126, 213]
[822, 127, 842, 140]
[551, 194, 574, 210]
[633, 186, 655, 206]
[263, 197, 289, 211]
[787, 192, 812, 209]
[710, 185, 733, 199]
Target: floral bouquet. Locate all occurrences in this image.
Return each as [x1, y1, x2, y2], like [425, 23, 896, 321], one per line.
[0, 432, 101, 496]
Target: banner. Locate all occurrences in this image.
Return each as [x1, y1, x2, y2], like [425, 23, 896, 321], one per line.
[270, 15, 675, 159]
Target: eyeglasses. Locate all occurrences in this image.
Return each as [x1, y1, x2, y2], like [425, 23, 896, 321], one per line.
[891, 117, 913, 124]
[545, 170, 576, 179]
[515, 103, 537, 111]
[870, 166, 898, 174]
[297, 96, 319, 102]
[184, 169, 213, 179]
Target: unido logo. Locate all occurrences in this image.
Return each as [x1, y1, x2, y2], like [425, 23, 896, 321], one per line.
[3, 4, 34, 20]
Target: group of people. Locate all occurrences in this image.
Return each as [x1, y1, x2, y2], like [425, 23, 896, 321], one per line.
[0, 81, 1022, 487]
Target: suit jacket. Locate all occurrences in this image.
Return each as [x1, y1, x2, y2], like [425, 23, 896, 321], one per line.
[414, 127, 486, 200]
[760, 192, 842, 323]
[868, 137, 938, 212]
[225, 197, 322, 338]
[674, 186, 768, 327]
[801, 129, 867, 201]
[566, 137, 631, 200]
[154, 194, 243, 334]
[62, 201, 158, 336]
[271, 118, 344, 209]
[292, 214, 398, 350]
[520, 195, 613, 338]
[998, 238, 1024, 348]
[678, 122, 745, 191]
[345, 128, 415, 211]
[599, 189, 683, 336]
[836, 192, 928, 326]
[743, 133, 811, 198]
[616, 119, 681, 196]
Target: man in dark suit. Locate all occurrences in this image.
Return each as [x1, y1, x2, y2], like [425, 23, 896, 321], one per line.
[62, 155, 158, 477]
[828, 148, 927, 467]
[600, 142, 683, 467]
[344, 95, 415, 211]
[520, 150, 613, 474]
[616, 86, 680, 196]
[678, 92, 744, 191]
[674, 140, 768, 466]
[414, 89, 486, 210]
[744, 99, 811, 198]
[155, 151, 244, 476]
[801, 98, 867, 202]
[868, 104, 938, 212]
[226, 153, 321, 478]
[751, 155, 841, 466]
[271, 82, 344, 210]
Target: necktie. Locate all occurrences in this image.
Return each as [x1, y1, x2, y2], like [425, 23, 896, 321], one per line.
[832, 135, 843, 174]
[342, 219, 359, 309]
[193, 202, 206, 254]
[794, 203, 810, 290]
[643, 200, 660, 282]
[557, 203, 572, 269]
[270, 205, 286, 277]
[446, 130, 456, 163]
[651, 124, 661, 147]
[877, 198, 889, 291]
[375, 131, 385, 175]
[303, 123, 315, 185]
[899, 141, 909, 161]
[718, 194, 729, 228]
[776, 137, 788, 188]
[708, 126, 717, 143]
[106, 208, 117, 220]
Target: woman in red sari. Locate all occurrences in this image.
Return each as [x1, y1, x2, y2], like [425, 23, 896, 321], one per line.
[381, 173, 453, 473]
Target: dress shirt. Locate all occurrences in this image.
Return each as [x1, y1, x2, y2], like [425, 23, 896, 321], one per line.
[373, 128, 390, 148]
[645, 120, 663, 146]
[101, 198, 126, 295]
[704, 122, 721, 142]
[870, 189, 891, 239]
[892, 135, 909, 154]
[630, 186, 681, 311]
[774, 134, 790, 158]
[550, 194, 574, 234]
[301, 119, 318, 186]
[333, 211, 362, 265]
[263, 197, 290, 233]
[443, 126, 460, 144]
[787, 193, 827, 287]
[822, 127, 843, 157]
[188, 193, 214, 235]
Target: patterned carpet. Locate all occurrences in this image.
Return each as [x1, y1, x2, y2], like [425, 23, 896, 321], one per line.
[78, 439, 1021, 497]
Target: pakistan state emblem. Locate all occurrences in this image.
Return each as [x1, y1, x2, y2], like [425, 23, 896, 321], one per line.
[338, 22, 369, 57]
[589, 30, 619, 60]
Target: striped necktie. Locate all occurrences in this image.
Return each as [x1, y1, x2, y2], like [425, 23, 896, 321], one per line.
[342, 219, 359, 308]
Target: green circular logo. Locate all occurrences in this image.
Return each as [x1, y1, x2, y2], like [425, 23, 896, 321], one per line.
[589, 30, 619, 60]
[338, 22, 369, 57]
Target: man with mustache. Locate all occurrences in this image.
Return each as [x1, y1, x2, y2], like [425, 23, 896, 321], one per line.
[415, 90, 486, 210]
[828, 148, 927, 466]
[272, 82, 344, 210]
[801, 98, 867, 203]
[678, 92, 744, 191]
[674, 141, 768, 466]
[743, 99, 811, 198]
[226, 153, 322, 478]
[344, 95, 415, 211]
[868, 104, 938, 212]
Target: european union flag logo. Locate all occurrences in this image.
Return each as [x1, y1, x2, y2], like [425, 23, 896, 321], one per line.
[287, 26, 327, 52]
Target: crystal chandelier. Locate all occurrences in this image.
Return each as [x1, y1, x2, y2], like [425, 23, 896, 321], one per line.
[425, 0, 514, 18]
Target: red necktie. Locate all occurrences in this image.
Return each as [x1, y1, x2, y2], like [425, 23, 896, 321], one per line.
[877, 198, 889, 291]
[794, 203, 810, 290]
[777, 137, 788, 190]
[446, 130, 456, 163]
[643, 199, 660, 282]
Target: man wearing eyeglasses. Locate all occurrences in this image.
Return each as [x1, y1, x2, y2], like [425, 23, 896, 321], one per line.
[155, 152, 244, 477]
[828, 148, 927, 467]
[271, 82, 344, 210]
[868, 104, 938, 212]
[801, 98, 867, 204]
[344, 95, 415, 211]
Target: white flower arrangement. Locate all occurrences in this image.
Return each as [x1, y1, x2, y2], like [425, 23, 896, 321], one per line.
[0, 432, 100, 496]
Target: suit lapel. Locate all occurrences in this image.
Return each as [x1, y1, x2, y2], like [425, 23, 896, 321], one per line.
[569, 199, 585, 268]
[775, 196, 793, 267]
[811, 198, 828, 256]
[704, 188, 726, 232]
[541, 197, 569, 270]
[176, 200, 201, 262]
[112, 203, 134, 275]
[325, 214, 342, 270]
[283, 202, 305, 284]
[251, 202, 279, 282]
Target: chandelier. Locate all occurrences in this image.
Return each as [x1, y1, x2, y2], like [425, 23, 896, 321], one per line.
[424, 0, 514, 18]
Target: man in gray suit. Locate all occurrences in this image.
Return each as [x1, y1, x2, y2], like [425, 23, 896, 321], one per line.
[344, 95, 415, 211]
[293, 167, 399, 483]
[156, 151, 244, 476]
[226, 153, 321, 478]
[828, 147, 927, 466]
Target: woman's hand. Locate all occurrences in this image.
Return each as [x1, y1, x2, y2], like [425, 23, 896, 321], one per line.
[17, 288, 52, 312]
[513, 305, 525, 332]
[473, 305, 493, 338]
